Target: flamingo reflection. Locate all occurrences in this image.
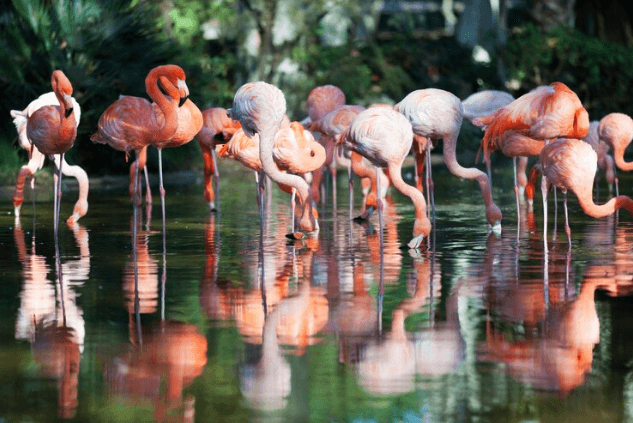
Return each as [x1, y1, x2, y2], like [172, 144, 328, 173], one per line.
[238, 235, 328, 411]
[14, 221, 89, 419]
[104, 321, 207, 422]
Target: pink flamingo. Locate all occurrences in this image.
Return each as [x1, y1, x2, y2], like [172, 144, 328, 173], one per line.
[472, 82, 590, 218]
[196, 107, 242, 211]
[537, 138, 633, 248]
[339, 107, 431, 249]
[228, 82, 318, 236]
[395, 88, 502, 231]
[26, 70, 78, 235]
[598, 112, 633, 195]
[11, 91, 88, 225]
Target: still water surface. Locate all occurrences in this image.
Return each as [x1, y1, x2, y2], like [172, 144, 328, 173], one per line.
[0, 162, 632, 422]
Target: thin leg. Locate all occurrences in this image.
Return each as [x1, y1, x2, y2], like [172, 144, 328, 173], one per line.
[541, 174, 548, 254]
[513, 157, 520, 234]
[376, 166, 384, 336]
[143, 165, 152, 205]
[53, 154, 64, 238]
[291, 188, 296, 232]
[426, 140, 435, 221]
[212, 147, 220, 212]
[158, 148, 166, 239]
[348, 161, 353, 221]
[563, 190, 571, 249]
[552, 187, 558, 241]
[132, 155, 142, 345]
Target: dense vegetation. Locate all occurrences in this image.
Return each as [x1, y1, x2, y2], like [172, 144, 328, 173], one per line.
[1, 0, 632, 183]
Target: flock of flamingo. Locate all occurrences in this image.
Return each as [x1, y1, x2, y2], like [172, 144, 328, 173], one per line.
[10, 65, 633, 250]
[10, 65, 633, 417]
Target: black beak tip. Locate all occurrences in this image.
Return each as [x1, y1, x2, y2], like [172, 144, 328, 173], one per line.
[65, 108, 73, 118]
[179, 96, 188, 107]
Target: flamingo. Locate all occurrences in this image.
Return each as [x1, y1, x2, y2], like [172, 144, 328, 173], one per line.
[598, 112, 633, 195]
[524, 120, 617, 206]
[302, 85, 347, 204]
[307, 105, 388, 219]
[471, 82, 590, 219]
[395, 88, 502, 231]
[25, 70, 78, 235]
[219, 122, 325, 230]
[196, 107, 242, 211]
[228, 82, 318, 236]
[339, 106, 431, 249]
[537, 138, 633, 248]
[11, 92, 88, 225]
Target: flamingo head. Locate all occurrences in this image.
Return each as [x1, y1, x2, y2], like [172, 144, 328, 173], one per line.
[149, 65, 189, 107]
[51, 70, 74, 118]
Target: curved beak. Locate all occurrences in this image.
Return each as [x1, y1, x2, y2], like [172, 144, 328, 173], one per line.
[63, 94, 74, 118]
[177, 79, 189, 107]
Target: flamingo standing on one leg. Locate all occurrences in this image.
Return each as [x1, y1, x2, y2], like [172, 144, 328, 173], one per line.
[538, 138, 633, 248]
[395, 88, 502, 231]
[340, 107, 431, 249]
[11, 92, 88, 225]
[196, 107, 241, 211]
[25, 70, 78, 235]
[471, 82, 590, 223]
[228, 82, 318, 236]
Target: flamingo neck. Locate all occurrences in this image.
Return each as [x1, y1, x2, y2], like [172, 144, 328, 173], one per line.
[442, 133, 502, 225]
[259, 127, 315, 232]
[613, 144, 633, 171]
[146, 71, 178, 142]
[577, 194, 633, 218]
[387, 162, 430, 236]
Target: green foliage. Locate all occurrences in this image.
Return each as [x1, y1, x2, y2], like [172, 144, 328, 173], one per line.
[505, 23, 633, 118]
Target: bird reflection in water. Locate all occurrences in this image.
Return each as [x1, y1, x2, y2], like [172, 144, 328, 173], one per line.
[105, 207, 207, 421]
[103, 321, 207, 422]
[356, 248, 464, 396]
[238, 233, 328, 411]
[473, 219, 633, 395]
[14, 220, 90, 419]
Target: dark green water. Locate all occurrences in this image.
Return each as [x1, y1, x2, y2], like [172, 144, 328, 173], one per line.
[1, 160, 633, 422]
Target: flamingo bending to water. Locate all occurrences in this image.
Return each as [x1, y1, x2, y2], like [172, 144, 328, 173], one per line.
[228, 82, 318, 236]
[395, 88, 502, 230]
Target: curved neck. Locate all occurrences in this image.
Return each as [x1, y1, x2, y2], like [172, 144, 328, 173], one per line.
[387, 162, 427, 223]
[613, 144, 633, 171]
[259, 127, 314, 231]
[63, 164, 89, 205]
[577, 194, 633, 218]
[442, 133, 501, 224]
[146, 72, 178, 141]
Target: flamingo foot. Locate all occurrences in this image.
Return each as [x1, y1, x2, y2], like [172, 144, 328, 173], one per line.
[407, 234, 425, 250]
[353, 205, 375, 222]
[286, 232, 307, 240]
[209, 201, 217, 213]
[14, 205, 21, 218]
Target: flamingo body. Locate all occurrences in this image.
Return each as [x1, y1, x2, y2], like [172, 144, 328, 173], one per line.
[305, 85, 346, 122]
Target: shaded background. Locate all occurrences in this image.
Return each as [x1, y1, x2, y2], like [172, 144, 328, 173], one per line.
[1, 0, 632, 180]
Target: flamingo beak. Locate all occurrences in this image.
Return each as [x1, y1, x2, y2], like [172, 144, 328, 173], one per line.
[177, 79, 189, 107]
[65, 108, 73, 118]
[63, 94, 74, 118]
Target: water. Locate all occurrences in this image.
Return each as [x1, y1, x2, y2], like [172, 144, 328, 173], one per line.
[0, 160, 632, 422]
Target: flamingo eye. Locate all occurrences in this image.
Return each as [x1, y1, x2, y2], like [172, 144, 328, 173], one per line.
[310, 150, 315, 157]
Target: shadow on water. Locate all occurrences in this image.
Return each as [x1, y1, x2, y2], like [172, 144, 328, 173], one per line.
[2, 162, 633, 421]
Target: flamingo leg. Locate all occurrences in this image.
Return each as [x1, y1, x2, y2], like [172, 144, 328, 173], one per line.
[158, 148, 166, 237]
[291, 188, 296, 232]
[131, 153, 142, 345]
[426, 140, 435, 221]
[513, 157, 520, 233]
[563, 190, 571, 249]
[143, 165, 152, 205]
[348, 155, 353, 221]
[552, 187, 558, 241]
[541, 172, 549, 254]
[376, 165, 384, 335]
[212, 147, 220, 212]
[53, 154, 64, 238]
